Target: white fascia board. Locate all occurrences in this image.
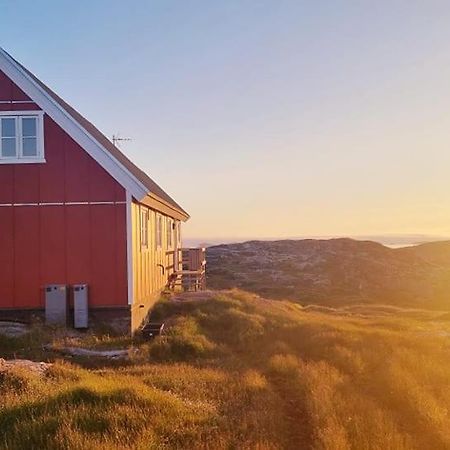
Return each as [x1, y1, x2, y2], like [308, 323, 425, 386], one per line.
[126, 191, 134, 305]
[0, 48, 148, 201]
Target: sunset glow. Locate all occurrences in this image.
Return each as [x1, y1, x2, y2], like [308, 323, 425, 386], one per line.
[3, 2, 450, 242]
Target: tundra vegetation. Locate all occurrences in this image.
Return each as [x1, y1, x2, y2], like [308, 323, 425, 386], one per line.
[207, 239, 450, 308]
[1, 290, 450, 449]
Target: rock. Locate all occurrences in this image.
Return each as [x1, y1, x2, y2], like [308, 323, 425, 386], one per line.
[0, 358, 52, 375]
[0, 321, 30, 337]
[46, 345, 130, 359]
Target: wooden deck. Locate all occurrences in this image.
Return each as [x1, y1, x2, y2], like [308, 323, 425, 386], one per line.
[166, 247, 206, 292]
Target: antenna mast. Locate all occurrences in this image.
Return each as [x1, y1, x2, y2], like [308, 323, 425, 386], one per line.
[112, 134, 132, 148]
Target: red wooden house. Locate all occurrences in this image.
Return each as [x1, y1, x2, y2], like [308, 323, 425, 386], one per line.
[0, 47, 190, 332]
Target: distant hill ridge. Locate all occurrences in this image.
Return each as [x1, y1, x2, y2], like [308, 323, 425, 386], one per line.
[206, 238, 450, 309]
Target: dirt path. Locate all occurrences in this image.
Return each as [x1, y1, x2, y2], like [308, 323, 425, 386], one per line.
[264, 373, 314, 450]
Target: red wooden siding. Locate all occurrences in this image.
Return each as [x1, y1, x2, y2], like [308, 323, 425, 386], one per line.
[0, 69, 40, 111]
[0, 204, 127, 308]
[0, 119, 126, 205]
[14, 207, 40, 307]
[0, 70, 128, 309]
[0, 208, 14, 307]
[0, 70, 30, 101]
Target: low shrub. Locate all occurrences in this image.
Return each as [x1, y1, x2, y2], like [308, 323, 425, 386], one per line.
[149, 317, 216, 361]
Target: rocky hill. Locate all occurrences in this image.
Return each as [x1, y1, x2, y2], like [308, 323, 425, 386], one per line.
[206, 239, 450, 309]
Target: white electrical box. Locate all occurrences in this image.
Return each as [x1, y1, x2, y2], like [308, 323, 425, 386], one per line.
[45, 285, 68, 325]
[73, 284, 88, 329]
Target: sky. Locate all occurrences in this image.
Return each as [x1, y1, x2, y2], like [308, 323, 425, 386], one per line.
[2, 1, 450, 242]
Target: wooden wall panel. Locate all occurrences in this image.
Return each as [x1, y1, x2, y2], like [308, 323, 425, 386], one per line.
[0, 104, 40, 112]
[66, 206, 91, 285]
[0, 70, 12, 99]
[64, 134, 90, 202]
[88, 158, 118, 202]
[131, 202, 178, 305]
[0, 166, 14, 203]
[40, 206, 66, 286]
[115, 203, 128, 304]
[11, 80, 31, 101]
[39, 118, 66, 203]
[14, 207, 40, 307]
[0, 208, 14, 306]
[10, 103, 41, 112]
[13, 165, 40, 204]
[0, 69, 32, 101]
[90, 205, 118, 306]
[115, 183, 126, 202]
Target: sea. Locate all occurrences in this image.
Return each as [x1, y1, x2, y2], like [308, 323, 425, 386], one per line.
[184, 235, 449, 249]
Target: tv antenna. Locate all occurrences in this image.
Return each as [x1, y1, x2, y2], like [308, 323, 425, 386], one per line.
[112, 134, 132, 148]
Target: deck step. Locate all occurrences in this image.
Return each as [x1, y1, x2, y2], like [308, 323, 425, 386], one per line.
[141, 322, 165, 339]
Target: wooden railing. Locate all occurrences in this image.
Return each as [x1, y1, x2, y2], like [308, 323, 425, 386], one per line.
[166, 247, 206, 291]
[181, 248, 206, 271]
[165, 249, 182, 273]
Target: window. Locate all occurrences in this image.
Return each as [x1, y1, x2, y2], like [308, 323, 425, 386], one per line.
[0, 112, 44, 163]
[177, 221, 182, 245]
[140, 208, 149, 249]
[156, 214, 163, 248]
[167, 218, 173, 248]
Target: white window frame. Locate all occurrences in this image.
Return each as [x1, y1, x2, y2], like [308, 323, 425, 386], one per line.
[167, 217, 173, 248]
[140, 207, 149, 250]
[0, 111, 45, 164]
[156, 214, 163, 248]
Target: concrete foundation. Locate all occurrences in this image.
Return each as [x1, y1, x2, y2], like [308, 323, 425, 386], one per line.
[0, 306, 132, 335]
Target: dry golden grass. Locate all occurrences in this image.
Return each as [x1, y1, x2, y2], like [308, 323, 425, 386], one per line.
[1, 289, 450, 449]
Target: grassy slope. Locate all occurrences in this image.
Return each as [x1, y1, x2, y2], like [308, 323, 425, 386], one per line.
[2, 290, 450, 449]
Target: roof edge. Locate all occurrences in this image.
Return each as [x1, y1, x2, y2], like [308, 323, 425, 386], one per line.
[0, 47, 190, 217]
[139, 194, 190, 222]
[0, 47, 150, 200]
[147, 191, 190, 220]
